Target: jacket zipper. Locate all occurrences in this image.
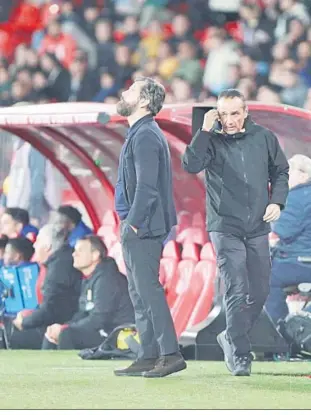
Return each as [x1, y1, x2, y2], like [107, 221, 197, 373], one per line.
[239, 144, 251, 227]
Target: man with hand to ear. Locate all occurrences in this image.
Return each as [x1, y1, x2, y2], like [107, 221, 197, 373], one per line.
[182, 89, 289, 377]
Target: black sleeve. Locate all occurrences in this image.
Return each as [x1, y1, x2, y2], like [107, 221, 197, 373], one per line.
[68, 269, 119, 332]
[182, 128, 214, 174]
[22, 257, 74, 330]
[266, 130, 289, 209]
[126, 130, 160, 228]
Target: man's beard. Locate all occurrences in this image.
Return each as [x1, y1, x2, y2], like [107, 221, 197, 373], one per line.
[116, 98, 139, 117]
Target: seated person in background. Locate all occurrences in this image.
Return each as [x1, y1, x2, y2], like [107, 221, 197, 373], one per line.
[0, 235, 8, 266]
[55, 205, 93, 247]
[10, 224, 82, 349]
[265, 155, 311, 324]
[3, 237, 34, 266]
[0, 207, 38, 242]
[43, 235, 134, 350]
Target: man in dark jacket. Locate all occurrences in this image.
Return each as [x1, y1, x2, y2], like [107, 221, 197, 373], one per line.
[114, 77, 186, 378]
[182, 89, 289, 376]
[10, 224, 81, 349]
[265, 154, 311, 324]
[43, 235, 135, 349]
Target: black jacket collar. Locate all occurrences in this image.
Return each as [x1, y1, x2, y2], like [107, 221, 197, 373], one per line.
[127, 114, 153, 140]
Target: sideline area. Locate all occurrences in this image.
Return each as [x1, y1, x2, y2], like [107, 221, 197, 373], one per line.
[1, 351, 310, 409]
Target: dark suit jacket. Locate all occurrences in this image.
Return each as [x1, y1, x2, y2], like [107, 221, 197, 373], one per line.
[121, 114, 177, 238]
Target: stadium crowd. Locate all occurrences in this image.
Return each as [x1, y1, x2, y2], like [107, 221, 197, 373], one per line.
[0, 0, 310, 109]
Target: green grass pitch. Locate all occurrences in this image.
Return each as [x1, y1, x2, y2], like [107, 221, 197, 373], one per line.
[0, 351, 310, 409]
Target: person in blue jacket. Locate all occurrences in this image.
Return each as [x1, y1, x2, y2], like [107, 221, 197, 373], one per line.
[55, 205, 93, 248]
[265, 154, 311, 324]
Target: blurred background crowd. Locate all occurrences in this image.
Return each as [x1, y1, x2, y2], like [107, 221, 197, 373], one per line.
[0, 0, 310, 109]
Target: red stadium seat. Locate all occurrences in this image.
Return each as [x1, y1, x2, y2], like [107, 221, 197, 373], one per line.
[177, 227, 207, 245]
[159, 257, 178, 288]
[186, 260, 217, 327]
[200, 242, 216, 261]
[162, 240, 181, 260]
[181, 242, 201, 261]
[171, 271, 204, 337]
[166, 258, 197, 308]
[176, 210, 192, 233]
[108, 242, 126, 275]
[192, 212, 205, 228]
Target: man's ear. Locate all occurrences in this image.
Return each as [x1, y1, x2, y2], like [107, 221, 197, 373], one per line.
[139, 97, 150, 110]
[244, 106, 248, 118]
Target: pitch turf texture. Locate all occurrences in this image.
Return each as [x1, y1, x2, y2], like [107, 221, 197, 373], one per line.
[0, 351, 310, 409]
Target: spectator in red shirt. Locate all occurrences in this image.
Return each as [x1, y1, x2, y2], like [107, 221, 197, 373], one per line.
[39, 20, 77, 69]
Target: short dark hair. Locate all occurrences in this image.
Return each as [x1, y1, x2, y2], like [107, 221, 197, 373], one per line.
[5, 208, 29, 226]
[136, 76, 166, 116]
[57, 205, 82, 226]
[79, 235, 107, 260]
[0, 235, 8, 250]
[7, 237, 35, 262]
[217, 89, 246, 107]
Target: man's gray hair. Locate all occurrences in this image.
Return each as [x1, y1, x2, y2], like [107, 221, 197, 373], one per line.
[39, 224, 68, 253]
[136, 77, 166, 116]
[289, 154, 311, 179]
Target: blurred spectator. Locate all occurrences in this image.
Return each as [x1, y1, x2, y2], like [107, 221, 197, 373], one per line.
[122, 16, 141, 52]
[94, 19, 115, 71]
[39, 20, 77, 69]
[40, 52, 71, 101]
[0, 208, 38, 242]
[157, 41, 179, 80]
[10, 225, 82, 349]
[55, 205, 93, 248]
[92, 70, 120, 102]
[3, 237, 34, 266]
[68, 51, 100, 101]
[174, 40, 203, 88]
[203, 27, 239, 95]
[43, 235, 135, 350]
[0, 0, 309, 109]
[2, 128, 61, 226]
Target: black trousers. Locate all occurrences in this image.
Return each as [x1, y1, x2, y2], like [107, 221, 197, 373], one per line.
[42, 327, 103, 350]
[9, 327, 46, 349]
[210, 232, 271, 356]
[121, 221, 179, 360]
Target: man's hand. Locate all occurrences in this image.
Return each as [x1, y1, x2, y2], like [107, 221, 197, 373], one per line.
[13, 312, 24, 331]
[202, 109, 220, 132]
[263, 204, 281, 223]
[130, 225, 138, 234]
[45, 324, 62, 344]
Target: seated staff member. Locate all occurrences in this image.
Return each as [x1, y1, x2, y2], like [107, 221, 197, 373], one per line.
[43, 235, 135, 349]
[0, 208, 38, 242]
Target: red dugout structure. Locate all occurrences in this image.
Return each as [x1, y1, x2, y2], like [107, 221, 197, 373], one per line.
[0, 101, 310, 231]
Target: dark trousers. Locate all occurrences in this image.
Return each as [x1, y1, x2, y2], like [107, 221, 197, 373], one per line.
[265, 259, 311, 324]
[121, 222, 179, 360]
[210, 232, 271, 356]
[42, 327, 103, 350]
[9, 327, 46, 349]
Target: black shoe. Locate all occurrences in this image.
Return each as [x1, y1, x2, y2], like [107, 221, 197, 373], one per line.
[114, 358, 157, 377]
[233, 354, 253, 376]
[143, 352, 187, 378]
[217, 331, 234, 373]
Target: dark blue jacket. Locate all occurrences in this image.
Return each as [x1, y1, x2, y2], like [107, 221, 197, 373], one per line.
[68, 221, 93, 248]
[272, 182, 311, 259]
[118, 114, 177, 238]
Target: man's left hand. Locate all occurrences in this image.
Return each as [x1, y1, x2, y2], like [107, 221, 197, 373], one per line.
[13, 312, 24, 331]
[263, 204, 281, 223]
